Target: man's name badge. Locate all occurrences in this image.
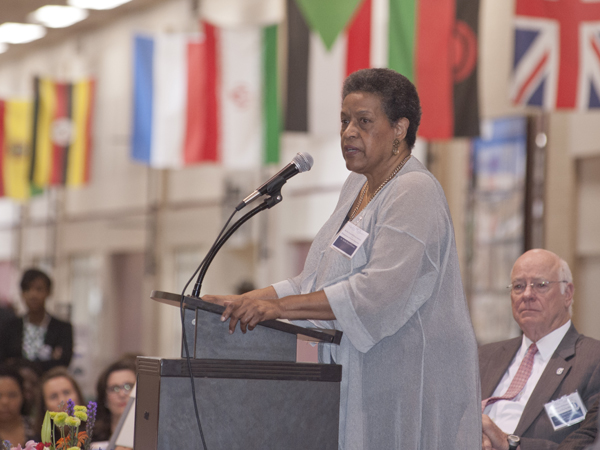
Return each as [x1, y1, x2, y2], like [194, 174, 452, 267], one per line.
[544, 391, 587, 430]
[331, 222, 369, 258]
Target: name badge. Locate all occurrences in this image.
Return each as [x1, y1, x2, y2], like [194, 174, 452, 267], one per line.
[330, 221, 369, 258]
[544, 391, 587, 430]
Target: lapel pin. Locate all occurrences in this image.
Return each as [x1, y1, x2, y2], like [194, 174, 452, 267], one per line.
[556, 368, 564, 375]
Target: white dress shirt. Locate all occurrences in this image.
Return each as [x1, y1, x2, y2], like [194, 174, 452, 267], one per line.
[484, 320, 572, 434]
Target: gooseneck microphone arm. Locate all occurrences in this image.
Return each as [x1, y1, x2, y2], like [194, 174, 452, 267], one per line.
[191, 189, 284, 298]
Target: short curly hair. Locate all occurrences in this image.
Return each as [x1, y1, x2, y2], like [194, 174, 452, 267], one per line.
[20, 268, 52, 292]
[342, 68, 422, 149]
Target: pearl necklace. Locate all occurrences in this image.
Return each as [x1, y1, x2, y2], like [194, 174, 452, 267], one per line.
[349, 154, 411, 220]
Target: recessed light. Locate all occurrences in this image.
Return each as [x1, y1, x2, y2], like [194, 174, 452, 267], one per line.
[0, 23, 46, 44]
[29, 5, 89, 29]
[67, 0, 132, 10]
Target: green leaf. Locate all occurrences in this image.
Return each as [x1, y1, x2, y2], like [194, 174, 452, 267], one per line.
[294, 0, 363, 50]
[41, 410, 52, 443]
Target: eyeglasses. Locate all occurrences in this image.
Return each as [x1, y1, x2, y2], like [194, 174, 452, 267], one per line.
[107, 383, 134, 395]
[507, 280, 568, 295]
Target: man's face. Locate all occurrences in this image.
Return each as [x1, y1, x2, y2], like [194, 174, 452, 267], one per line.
[510, 250, 573, 342]
[22, 277, 50, 314]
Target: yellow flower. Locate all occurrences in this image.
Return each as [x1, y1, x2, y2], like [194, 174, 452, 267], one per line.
[74, 410, 88, 421]
[54, 412, 68, 426]
[74, 405, 87, 412]
[49, 411, 57, 419]
[65, 416, 81, 427]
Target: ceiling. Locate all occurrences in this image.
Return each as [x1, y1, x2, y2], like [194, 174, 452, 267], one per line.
[0, 0, 172, 62]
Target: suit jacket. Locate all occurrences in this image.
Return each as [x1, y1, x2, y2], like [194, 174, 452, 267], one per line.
[0, 315, 73, 373]
[479, 325, 600, 450]
[556, 399, 599, 450]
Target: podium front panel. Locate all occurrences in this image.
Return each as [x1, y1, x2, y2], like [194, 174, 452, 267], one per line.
[135, 357, 341, 450]
[193, 307, 297, 361]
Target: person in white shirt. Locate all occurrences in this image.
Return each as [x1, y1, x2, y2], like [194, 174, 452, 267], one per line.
[479, 249, 600, 450]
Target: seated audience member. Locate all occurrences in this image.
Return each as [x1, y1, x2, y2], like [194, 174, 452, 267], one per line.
[0, 366, 36, 446]
[6, 359, 41, 419]
[480, 249, 600, 450]
[34, 366, 84, 433]
[93, 358, 136, 443]
[0, 269, 73, 374]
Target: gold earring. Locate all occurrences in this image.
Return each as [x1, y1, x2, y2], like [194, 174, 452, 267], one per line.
[392, 139, 400, 155]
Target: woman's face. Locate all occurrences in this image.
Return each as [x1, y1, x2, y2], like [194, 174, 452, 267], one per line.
[105, 369, 136, 418]
[0, 377, 23, 423]
[340, 91, 403, 179]
[22, 277, 50, 314]
[44, 376, 80, 412]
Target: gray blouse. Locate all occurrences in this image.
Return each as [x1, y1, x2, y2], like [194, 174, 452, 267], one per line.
[273, 157, 482, 450]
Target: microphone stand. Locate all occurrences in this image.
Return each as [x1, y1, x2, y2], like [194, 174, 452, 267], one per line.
[190, 176, 286, 298]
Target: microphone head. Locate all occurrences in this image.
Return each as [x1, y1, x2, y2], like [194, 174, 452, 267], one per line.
[293, 152, 314, 173]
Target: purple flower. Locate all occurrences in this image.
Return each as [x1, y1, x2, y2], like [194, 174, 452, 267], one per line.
[86, 401, 97, 440]
[66, 398, 75, 416]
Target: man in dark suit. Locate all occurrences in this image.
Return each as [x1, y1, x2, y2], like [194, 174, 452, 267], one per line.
[0, 268, 73, 374]
[480, 249, 600, 450]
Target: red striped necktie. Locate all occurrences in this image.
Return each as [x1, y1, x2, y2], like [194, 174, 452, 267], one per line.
[482, 343, 539, 412]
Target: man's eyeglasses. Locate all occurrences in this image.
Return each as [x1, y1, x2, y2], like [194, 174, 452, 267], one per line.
[107, 382, 134, 395]
[507, 280, 568, 295]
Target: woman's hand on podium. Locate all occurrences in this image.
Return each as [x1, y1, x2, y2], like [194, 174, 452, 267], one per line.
[203, 286, 281, 334]
[220, 297, 284, 334]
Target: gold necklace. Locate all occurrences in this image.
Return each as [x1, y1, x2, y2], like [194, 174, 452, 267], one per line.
[349, 154, 411, 220]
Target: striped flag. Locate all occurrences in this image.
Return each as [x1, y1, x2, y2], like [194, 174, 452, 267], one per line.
[286, 0, 480, 139]
[1, 100, 33, 200]
[131, 24, 280, 169]
[30, 77, 95, 188]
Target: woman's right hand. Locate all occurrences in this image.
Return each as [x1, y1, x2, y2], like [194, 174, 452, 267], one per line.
[201, 294, 241, 307]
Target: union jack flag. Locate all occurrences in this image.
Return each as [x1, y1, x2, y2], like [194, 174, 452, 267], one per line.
[511, 0, 600, 110]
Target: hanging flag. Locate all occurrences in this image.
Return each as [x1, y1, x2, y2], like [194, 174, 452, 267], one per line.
[295, 0, 363, 51]
[2, 100, 33, 200]
[30, 77, 95, 188]
[132, 33, 203, 168]
[285, 0, 376, 136]
[286, 0, 480, 139]
[132, 24, 280, 169]
[512, 0, 600, 109]
[388, 0, 480, 138]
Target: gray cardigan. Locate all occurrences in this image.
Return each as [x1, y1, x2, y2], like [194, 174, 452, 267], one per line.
[274, 157, 482, 450]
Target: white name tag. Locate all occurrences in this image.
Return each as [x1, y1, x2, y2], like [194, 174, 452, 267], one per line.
[330, 221, 369, 258]
[544, 391, 587, 430]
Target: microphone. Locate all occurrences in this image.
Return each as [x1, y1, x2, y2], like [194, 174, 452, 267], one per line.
[236, 152, 314, 210]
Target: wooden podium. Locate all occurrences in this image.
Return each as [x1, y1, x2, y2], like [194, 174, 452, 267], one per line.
[134, 291, 343, 450]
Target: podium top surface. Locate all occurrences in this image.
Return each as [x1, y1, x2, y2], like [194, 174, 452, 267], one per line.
[151, 291, 342, 345]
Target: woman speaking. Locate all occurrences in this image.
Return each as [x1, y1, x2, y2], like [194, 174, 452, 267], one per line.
[204, 68, 481, 450]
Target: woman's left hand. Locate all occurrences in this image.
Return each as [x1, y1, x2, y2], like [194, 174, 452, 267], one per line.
[220, 298, 283, 334]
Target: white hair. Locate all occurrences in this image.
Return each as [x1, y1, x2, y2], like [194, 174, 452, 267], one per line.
[557, 258, 573, 294]
[557, 257, 574, 316]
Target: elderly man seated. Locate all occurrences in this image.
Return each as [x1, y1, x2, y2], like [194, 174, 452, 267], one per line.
[480, 249, 600, 450]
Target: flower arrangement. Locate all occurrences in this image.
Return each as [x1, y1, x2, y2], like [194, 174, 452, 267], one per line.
[1, 400, 98, 450]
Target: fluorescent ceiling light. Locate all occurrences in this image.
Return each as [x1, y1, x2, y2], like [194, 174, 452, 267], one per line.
[67, 0, 132, 10]
[0, 23, 46, 44]
[29, 5, 89, 29]
[0, 43, 7, 54]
